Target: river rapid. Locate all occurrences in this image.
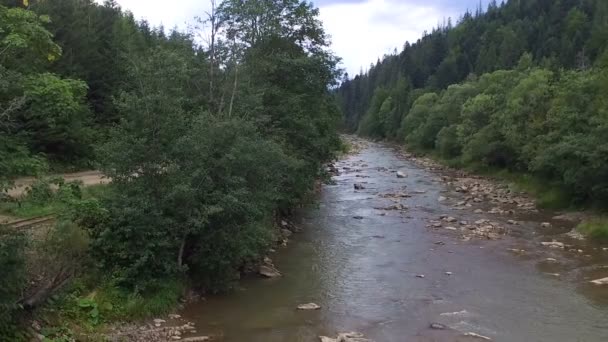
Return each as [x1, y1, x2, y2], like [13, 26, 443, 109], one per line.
[180, 138, 608, 342]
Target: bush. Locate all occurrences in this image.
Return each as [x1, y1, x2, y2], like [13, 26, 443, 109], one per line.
[577, 219, 608, 241]
[436, 125, 462, 158]
[0, 229, 27, 340]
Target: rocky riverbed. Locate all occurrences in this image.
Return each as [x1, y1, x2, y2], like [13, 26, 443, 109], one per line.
[123, 137, 608, 341]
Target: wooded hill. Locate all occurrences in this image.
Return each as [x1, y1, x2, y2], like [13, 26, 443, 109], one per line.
[336, 0, 608, 206]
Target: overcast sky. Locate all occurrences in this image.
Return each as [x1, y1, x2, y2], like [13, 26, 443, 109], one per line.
[103, 0, 484, 75]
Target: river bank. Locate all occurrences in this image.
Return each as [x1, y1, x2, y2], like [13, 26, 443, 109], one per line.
[172, 136, 608, 342]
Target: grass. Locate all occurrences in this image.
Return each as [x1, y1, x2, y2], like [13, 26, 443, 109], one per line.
[577, 218, 608, 241]
[39, 277, 186, 340]
[0, 183, 110, 220]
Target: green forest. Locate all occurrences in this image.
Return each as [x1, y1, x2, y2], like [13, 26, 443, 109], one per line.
[1, 0, 341, 339]
[337, 0, 608, 208]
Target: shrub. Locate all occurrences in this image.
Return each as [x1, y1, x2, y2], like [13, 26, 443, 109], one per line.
[0, 229, 27, 340]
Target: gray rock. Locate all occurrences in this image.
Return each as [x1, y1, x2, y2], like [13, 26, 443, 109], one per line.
[430, 322, 447, 330]
[259, 265, 281, 278]
[297, 303, 321, 310]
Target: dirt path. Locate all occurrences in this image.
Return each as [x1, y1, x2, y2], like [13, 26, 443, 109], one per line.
[6, 170, 109, 198]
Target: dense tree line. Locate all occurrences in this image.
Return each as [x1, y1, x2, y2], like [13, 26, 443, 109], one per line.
[1, 0, 341, 335]
[337, 0, 608, 207]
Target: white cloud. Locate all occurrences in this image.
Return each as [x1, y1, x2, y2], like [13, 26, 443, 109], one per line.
[319, 0, 445, 75]
[105, 0, 458, 75]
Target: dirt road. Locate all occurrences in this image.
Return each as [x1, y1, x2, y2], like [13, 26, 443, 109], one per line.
[6, 170, 108, 198]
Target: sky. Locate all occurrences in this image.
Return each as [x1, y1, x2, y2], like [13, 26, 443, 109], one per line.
[102, 0, 485, 75]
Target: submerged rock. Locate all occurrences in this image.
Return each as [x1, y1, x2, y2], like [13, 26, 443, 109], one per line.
[354, 183, 365, 190]
[430, 322, 447, 330]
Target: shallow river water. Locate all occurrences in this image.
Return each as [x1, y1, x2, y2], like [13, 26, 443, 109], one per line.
[180, 140, 608, 342]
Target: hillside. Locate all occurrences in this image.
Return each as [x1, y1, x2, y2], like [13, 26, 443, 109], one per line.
[336, 0, 608, 207]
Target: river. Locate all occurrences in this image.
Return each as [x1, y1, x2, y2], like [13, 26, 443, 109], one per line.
[180, 139, 608, 342]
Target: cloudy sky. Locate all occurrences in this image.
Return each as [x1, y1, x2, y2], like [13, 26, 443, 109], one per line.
[105, 0, 484, 75]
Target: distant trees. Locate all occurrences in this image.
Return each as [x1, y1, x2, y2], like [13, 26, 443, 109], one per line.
[337, 0, 608, 207]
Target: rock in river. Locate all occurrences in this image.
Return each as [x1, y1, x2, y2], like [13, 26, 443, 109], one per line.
[590, 277, 608, 285]
[354, 183, 365, 190]
[396, 171, 407, 178]
[259, 264, 281, 278]
[297, 303, 321, 310]
[540, 241, 565, 249]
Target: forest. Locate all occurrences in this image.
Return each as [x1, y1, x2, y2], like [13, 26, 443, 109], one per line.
[1, 0, 341, 339]
[337, 0, 608, 208]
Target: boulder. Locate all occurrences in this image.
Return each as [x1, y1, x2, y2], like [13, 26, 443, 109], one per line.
[540, 222, 552, 228]
[396, 171, 407, 178]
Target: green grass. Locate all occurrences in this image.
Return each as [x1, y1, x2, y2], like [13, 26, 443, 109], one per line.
[577, 218, 608, 241]
[0, 200, 63, 219]
[0, 183, 110, 219]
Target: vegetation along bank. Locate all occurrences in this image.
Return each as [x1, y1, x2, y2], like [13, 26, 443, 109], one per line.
[336, 0, 608, 238]
[0, 0, 342, 340]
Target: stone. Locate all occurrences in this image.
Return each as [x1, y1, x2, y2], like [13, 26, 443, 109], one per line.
[259, 265, 281, 278]
[182, 337, 210, 342]
[438, 196, 447, 202]
[337, 332, 371, 342]
[446, 216, 457, 223]
[31, 320, 41, 332]
[445, 271, 453, 276]
[172, 336, 182, 340]
[545, 258, 557, 262]
[445, 226, 457, 231]
[463, 332, 492, 340]
[353, 216, 364, 220]
[320, 337, 338, 342]
[540, 241, 565, 249]
[396, 171, 407, 178]
[416, 274, 425, 278]
[168, 314, 181, 319]
[430, 323, 447, 330]
[507, 220, 517, 225]
[590, 277, 608, 285]
[297, 303, 321, 310]
[354, 183, 365, 190]
[474, 209, 484, 214]
[540, 222, 552, 228]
